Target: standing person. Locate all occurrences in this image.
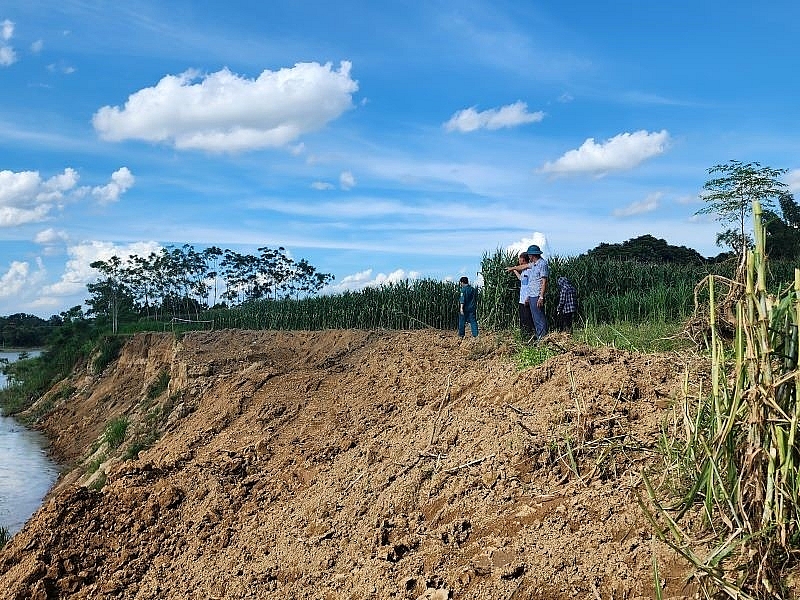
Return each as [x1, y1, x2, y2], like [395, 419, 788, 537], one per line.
[505, 244, 549, 340]
[458, 276, 478, 338]
[511, 252, 534, 340]
[525, 245, 549, 339]
[556, 276, 578, 332]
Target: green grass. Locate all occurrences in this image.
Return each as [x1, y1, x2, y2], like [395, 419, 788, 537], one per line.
[576, 320, 692, 353]
[146, 370, 170, 401]
[0, 525, 10, 549]
[104, 416, 128, 449]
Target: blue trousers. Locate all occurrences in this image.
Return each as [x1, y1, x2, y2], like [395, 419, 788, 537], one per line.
[529, 302, 548, 339]
[458, 311, 478, 337]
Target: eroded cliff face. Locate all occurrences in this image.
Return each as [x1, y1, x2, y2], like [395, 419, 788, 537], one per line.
[0, 329, 700, 599]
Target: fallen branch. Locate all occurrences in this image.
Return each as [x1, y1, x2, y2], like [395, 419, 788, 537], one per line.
[444, 453, 495, 474]
[429, 375, 452, 446]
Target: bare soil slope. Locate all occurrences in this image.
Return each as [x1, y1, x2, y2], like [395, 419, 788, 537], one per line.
[0, 329, 702, 599]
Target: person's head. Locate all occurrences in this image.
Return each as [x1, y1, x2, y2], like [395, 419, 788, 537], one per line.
[459, 276, 469, 286]
[518, 252, 529, 264]
[527, 244, 543, 257]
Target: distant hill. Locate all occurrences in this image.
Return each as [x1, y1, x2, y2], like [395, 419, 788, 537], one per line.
[582, 234, 716, 263]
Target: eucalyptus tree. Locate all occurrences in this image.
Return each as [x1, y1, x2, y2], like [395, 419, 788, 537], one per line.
[696, 160, 788, 266]
[87, 255, 133, 334]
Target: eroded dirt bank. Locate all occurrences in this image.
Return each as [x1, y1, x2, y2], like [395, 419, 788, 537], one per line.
[0, 329, 702, 599]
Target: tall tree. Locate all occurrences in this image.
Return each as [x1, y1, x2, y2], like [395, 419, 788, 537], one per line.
[696, 160, 788, 265]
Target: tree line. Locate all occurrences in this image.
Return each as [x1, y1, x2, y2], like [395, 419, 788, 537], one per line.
[86, 245, 334, 333]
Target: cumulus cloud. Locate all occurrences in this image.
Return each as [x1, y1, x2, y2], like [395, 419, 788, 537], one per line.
[786, 169, 800, 193]
[0, 167, 132, 226]
[506, 232, 548, 256]
[613, 192, 662, 217]
[0, 168, 78, 226]
[41, 240, 162, 298]
[90, 167, 135, 204]
[0, 19, 16, 67]
[34, 228, 69, 245]
[444, 101, 544, 133]
[92, 61, 358, 153]
[322, 268, 421, 294]
[540, 129, 670, 177]
[0, 261, 33, 298]
[339, 171, 356, 190]
[311, 181, 334, 190]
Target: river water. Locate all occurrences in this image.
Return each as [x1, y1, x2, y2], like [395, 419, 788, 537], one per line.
[0, 350, 60, 536]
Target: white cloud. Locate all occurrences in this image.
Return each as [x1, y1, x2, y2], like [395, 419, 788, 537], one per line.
[613, 192, 662, 217]
[41, 240, 162, 299]
[786, 169, 800, 193]
[0, 261, 31, 298]
[311, 181, 334, 190]
[1, 19, 13, 41]
[506, 232, 548, 256]
[30, 39, 43, 53]
[0, 19, 15, 67]
[92, 61, 358, 153]
[34, 228, 69, 245]
[0, 45, 15, 66]
[444, 101, 544, 133]
[540, 129, 670, 177]
[0, 168, 79, 226]
[90, 167, 135, 204]
[322, 268, 421, 294]
[339, 170, 356, 190]
[0, 167, 133, 226]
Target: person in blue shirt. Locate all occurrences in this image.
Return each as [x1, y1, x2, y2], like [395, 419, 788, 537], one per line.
[506, 244, 549, 340]
[458, 276, 478, 338]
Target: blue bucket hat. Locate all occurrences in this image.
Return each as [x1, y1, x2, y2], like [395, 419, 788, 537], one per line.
[526, 244, 543, 256]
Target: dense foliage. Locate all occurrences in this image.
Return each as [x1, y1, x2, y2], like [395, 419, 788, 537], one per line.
[86, 244, 334, 332]
[0, 313, 56, 348]
[583, 234, 708, 263]
[0, 307, 99, 416]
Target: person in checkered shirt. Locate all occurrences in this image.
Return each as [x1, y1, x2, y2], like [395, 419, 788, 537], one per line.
[556, 276, 578, 332]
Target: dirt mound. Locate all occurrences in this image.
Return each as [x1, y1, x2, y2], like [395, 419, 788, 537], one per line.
[0, 329, 703, 599]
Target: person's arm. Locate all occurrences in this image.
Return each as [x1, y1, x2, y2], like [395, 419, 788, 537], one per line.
[505, 263, 528, 273]
[537, 277, 547, 307]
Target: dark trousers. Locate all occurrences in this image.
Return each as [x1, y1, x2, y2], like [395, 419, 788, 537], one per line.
[458, 311, 478, 337]
[518, 303, 534, 339]
[556, 312, 575, 332]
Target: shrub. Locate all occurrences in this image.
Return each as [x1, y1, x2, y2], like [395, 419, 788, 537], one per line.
[104, 416, 128, 449]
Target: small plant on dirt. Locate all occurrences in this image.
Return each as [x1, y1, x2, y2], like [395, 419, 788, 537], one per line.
[90, 471, 107, 491]
[0, 525, 10, 549]
[146, 370, 170, 401]
[104, 416, 128, 449]
[515, 342, 558, 369]
[92, 335, 125, 374]
[642, 201, 800, 598]
[85, 453, 106, 474]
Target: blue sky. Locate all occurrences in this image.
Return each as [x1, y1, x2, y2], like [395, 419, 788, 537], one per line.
[2, 0, 799, 318]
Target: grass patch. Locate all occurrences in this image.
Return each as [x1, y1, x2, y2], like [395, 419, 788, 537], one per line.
[92, 335, 125, 374]
[104, 416, 128, 449]
[576, 320, 691, 353]
[0, 525, 9, 549]
[85, 453, 106, 474]
[89, 471, 107, 491]
[515, 343, 559, 369]
[146, 370, 170, 401]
